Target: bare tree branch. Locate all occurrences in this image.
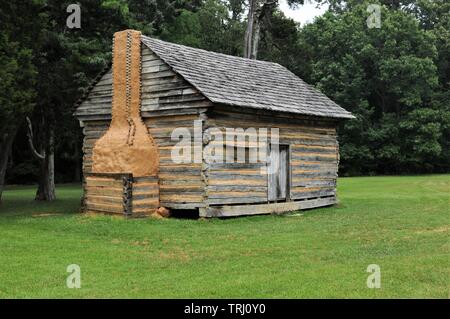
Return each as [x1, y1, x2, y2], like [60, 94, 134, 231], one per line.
[26, 116, 45, 160]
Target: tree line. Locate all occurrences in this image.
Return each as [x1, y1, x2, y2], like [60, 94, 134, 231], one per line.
[0, 0, 448, 201]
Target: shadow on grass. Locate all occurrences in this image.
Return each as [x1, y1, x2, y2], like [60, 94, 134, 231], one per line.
[0, 184, 82, 217]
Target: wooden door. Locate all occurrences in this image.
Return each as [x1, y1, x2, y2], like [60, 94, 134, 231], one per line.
[268, 145, 289, 201]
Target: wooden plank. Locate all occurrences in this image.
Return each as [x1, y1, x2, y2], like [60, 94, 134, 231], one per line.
[141, 99, 211, 112]
[201, 196, 337, 217]
[160, 194, 203, 202]
[207, 186, 266, 192]
[292, 180, 336, 187]
[207, 173, 265, 179]
[141, 64, 171, 74]
[85, 187, 123, 197]
[291, 173, 337, 181]
[160, 184, 203, 192]
[208, 178, 266, 186]
[207, 191, 267, 199]
[133, 199, 159, 207]
[86, 194, 123, 205]
[85, 201, 123, 214]
[133, 193, 159, 201]
[268, 145, 278, 201]
[207, 197, 267, 205]
[161, 202, 205, 209]
[141, 70, 177, 80]
[141, 108, 208, 117]
[85, 178, 122, 188]
[211, 106, 339, 127]
[279, 146, 288, 200]
[290, 189, 336, 199]
[159, 177, 202, 184]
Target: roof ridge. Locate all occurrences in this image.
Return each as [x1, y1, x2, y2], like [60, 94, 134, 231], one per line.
[140, 35, 281, 66]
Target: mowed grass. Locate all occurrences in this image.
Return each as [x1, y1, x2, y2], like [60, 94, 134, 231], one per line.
[0, 175, 448, 298]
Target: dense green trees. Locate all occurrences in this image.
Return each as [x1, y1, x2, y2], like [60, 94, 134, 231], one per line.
[0, 0, 200, 199]
[0, 2, 40, 201]
[0, 0, 448, 198]
[297, 0, 449, 174]
[161, 0, 245, 55]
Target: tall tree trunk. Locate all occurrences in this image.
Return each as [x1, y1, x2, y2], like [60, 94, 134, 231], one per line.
[0, 129, 17, 203]
[27, 117, 56, 201]
[244, 0, 274, 60]
[244, 0, 258, 59]
[35, 131, 55, 201]
[251, 18, 261, 59]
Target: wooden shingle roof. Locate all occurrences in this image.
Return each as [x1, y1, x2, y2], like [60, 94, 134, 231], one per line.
[141, 36, 354, 119]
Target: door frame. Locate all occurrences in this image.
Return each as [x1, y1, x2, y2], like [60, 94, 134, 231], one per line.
[267, 143, 291, 202]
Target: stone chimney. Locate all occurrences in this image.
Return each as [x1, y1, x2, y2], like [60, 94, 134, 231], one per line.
[92, 30, 159, 177]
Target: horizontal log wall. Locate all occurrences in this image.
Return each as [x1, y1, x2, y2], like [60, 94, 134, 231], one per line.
[75, 69, 112, 117]
[132, 175, 159, 216]
[205, 160, 268, 205]
[84, 173, 132, 215]
[140, 46, 210, 208]
[143, 114, 205, 208]
[140, 47, 212, 113]
[82, 121, 109, 174]
[205, 108, 339, 205]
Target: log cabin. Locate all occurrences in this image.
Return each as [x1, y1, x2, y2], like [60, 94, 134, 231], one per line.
[73, 29, 354, 218]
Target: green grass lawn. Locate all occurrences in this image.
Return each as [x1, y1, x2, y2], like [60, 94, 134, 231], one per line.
[0, 175, 448, 298]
